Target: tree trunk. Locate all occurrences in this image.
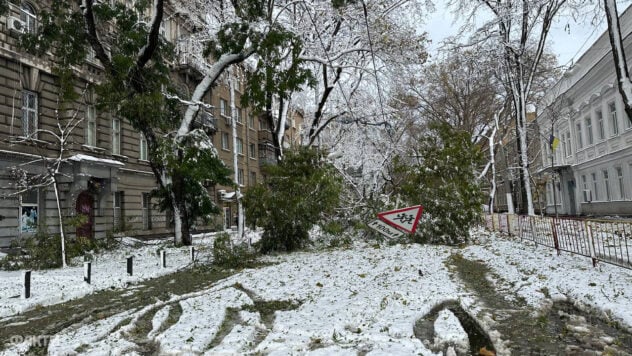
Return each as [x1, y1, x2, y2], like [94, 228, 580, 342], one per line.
[604, 0, 632, 125]
[53, 178, 67, 268]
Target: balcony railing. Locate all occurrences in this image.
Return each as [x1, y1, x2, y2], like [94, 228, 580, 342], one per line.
[174, 39, 209, 76]
[193, 110, 217, 134]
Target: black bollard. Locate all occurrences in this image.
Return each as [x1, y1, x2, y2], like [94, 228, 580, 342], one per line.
[127, 256, 133, 276]
[23, 270, 31, 299]
[190, 246, 195, 262]
[84, 262, 91, 284]
[160, 250, 166, 268]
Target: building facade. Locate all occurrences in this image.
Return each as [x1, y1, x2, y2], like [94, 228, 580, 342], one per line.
[0, 1, 303, 247]
[535, 7, 632, 216]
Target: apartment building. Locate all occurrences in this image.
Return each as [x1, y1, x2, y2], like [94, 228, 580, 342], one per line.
[0, 2, 303, 246]
[535, 6, 632, 216]
[483, 113, 547, 214]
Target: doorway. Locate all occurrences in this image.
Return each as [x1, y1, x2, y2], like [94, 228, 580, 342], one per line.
[76, 191, 94, 238]
[223, 206, 231, 230]
[567, 180, 576, 215]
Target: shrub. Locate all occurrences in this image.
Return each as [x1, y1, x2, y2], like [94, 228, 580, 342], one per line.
[0, 221, 119, 270]
[393, 122, 485, 245]
[212, 232, 257, 268]
[243, 147, 342, 253]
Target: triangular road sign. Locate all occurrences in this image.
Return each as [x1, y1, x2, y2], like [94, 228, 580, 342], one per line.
[377, 205, 423, 234]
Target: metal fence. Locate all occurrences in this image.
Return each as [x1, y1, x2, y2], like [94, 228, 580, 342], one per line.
[484, 213, 632, 270]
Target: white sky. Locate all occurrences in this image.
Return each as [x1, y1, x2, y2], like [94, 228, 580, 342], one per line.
[424, 2, 632, 67]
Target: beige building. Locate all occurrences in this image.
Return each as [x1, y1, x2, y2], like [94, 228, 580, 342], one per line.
[0, 1, 301, 246]
[535, 6, 632, 217]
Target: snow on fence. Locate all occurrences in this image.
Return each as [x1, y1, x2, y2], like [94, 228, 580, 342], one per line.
[484, 213, 632, 270]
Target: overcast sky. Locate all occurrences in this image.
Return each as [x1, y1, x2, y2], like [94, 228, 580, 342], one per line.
[423, 2, 632, 67]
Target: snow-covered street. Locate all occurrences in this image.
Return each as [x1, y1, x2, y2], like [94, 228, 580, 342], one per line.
[1, 229, 632, 355]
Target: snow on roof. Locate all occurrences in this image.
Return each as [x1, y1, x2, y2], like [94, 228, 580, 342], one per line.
[68, 154, 125, 167]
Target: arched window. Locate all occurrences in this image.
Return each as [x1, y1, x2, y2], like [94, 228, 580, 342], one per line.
[20, 2, 37, 33]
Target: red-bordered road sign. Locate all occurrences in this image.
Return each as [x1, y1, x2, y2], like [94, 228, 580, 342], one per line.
[377, 205, 423, 234]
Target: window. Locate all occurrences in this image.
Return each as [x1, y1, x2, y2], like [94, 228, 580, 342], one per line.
[260, 118, 271, 131]
[565, 132, 572, 157]
[597, 109, 605, 140]
[603, 170, 611, 201]
[20, 2, 37, 34]
[585, 117, 593, 145]
[20, 189, 38, 233]
[142, 193, 152, 230]
[237, 168, 244, 185]
[22, 90, 38, 138]
[236, 137, 244, 155]
[139, 134, 148, 160]
[582, 175, 588, 202]
[112, 118, 121, 155]
[249, 143, 256, 158]
[248, 114, 255, 129]
[220, 99, 229, 117]
[575, 122, 583, 150]
[113, 191, 124, 229]
[236, 107, 243, 123]
[592, 172, 599, 201]
[609, 102, 619, 136]
[221, 132, 230, 150]
[86, 105, 97, 146]
[616, 167, 625, 200]
[250, 171, 256, 185]
[561, 131, 567, 158]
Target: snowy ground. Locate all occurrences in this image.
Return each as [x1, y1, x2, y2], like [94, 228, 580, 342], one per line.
[0, 232, 238, 318]
[1, 228, 632, 355]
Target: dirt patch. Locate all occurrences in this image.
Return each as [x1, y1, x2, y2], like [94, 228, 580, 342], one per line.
[446, 253, 632, 355]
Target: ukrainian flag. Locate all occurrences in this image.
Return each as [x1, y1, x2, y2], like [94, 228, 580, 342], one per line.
[549, 134, 560, 151]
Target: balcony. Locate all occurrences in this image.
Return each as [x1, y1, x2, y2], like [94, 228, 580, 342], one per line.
[193, 110, 217, 135]
[258, 129, 274, 144]
[174, 39, 209, 79]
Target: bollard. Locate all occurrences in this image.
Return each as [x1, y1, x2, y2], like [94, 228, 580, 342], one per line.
[190, 246, 195, 262]
[23, 270, 31, 299]
[84, 262, 91, 284]
[127, 256, 133, 276]
[160, 250, 166, 268]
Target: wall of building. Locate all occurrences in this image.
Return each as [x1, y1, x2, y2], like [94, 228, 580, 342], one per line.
[0, 2, 297, 246]
[536, 6, 632, 217]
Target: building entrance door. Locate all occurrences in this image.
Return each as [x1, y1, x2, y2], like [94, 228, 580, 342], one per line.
[224, 207, 231, 230]
[567, 180, 577, 215]
[76, 191, 94, 238]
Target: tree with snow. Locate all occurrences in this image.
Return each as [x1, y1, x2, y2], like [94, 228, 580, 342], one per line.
[3, 85, 94, 268]
[243, 147, 342, 253]
[393, 121, 485, 245]
[20, 0, 358, 245]
[449, 0, 570, 215]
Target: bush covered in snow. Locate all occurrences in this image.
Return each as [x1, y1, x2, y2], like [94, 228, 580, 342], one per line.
[243, 148, 342, 253]
[0, 223, 119, 270]
[394, 122, 485, 245]
[212, 232, 258, 268]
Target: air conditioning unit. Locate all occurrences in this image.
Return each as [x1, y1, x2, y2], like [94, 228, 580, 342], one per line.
[8, 17, 26, 34]
[583, 189, 592, 203]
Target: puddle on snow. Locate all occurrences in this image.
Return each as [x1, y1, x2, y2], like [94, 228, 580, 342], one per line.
[414, 300, 495, 355]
